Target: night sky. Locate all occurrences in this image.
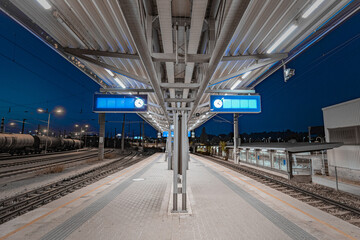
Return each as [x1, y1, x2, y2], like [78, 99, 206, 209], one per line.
[197, 11, 360, 136]
[1, 10, 359, 138]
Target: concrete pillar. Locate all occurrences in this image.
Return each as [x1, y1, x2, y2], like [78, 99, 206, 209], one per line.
[98, 113, 105, 160]
[233, 113, 239, 164]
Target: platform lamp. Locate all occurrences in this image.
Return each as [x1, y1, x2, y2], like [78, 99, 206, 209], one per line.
[37, 107, 64, 154]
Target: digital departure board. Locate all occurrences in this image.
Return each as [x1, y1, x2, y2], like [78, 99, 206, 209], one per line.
[93, 94, 148, 113]
[210, 95, 261, 113]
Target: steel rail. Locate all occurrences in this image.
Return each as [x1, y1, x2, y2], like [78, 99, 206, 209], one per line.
[0, 150, 113, 178]
[0, 150, 97, 168]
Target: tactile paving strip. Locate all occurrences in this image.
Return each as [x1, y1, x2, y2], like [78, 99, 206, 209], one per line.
[199, 159, 317, 240]
[40, 155, 161, 240]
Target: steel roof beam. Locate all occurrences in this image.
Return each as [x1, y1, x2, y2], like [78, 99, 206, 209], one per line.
[209, 57, 283, 85]
[64, 48, 139, 60]
[160, 83, 200, 89]
[152, 53, 211, 63]
[205, 89, 255, 94]
[100, 88, 154, 93]
[189, 0, 251, 119]
[165, 98, 196, 103]
[118, 0, 170, 123]
[167, 107, 192, 111]
[222, 53, 288, 62]
[66, 51, 150, 86]
[151, 53, 287, 63]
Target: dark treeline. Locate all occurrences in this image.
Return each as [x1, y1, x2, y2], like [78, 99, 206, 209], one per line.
[196, 127, 323, 145]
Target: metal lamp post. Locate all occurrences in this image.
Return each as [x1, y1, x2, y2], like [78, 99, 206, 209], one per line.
[75, 124, 89, 148]
[38, 107, 63, 154]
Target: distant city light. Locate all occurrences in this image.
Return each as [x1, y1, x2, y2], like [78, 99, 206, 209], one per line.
[9, 122, 15, 126]
[267, 24, 298, 53]
[302, 0, 324, 18]
[37, 0, 52, 10]
[37, 108, 45, 113]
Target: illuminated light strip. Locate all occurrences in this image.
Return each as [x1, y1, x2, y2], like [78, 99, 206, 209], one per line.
[242, 71, 251, 79]
[195, 156, 357, 240]
[37, 0, 51, 9]
[230, 80, 242, 90]
[0, 155, 157, 240]
[105, 69, 114, 77]
[114, 77, 126, 89]
[302, 0, 325, 18]
[267, 24, 298, 54]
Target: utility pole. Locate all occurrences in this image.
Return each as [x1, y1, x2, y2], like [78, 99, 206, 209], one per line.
[0, 117, 4, 133]
[21, 119, 27, 134]
[233, 114, 239, 164]
[139, 122, 142, 146]
[121, 114, 126, 152]
[114, 128, 117, 148]
[142, 121, 145, 147]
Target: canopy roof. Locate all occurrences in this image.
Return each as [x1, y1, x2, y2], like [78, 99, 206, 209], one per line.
[1, 0, 359, 131]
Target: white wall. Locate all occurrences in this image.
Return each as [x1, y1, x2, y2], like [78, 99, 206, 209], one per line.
[322, 98, 360, 181]
[323, 98, 360, 142]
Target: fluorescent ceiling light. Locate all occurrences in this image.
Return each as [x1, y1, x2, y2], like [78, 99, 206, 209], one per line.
[114, 77, 126, 89]
[230, 80, 242, 90]
[242, 71, 251, 79]
[267, 24, 298, 53]
[302, 0, 324, 18]
[105, 69, 114, 76]
[37, 0, 51, 9]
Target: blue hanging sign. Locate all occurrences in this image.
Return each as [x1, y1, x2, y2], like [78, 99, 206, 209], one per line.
[93, 94, 148, 113]
[210, 95, 261, 113]
[162, 131, 191, 137]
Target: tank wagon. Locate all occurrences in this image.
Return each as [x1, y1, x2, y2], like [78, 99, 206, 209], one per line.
[0, 133, 83, 155]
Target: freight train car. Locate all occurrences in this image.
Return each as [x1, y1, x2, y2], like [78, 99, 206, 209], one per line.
[0, 133, 83, 155]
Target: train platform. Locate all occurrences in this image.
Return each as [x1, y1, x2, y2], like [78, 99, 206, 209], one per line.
[0, 153, 359, 240]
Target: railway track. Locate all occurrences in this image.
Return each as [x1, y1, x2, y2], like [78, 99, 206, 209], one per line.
[0, 150, 113, 179]
[0, 149, 87, 161]
[0, 151, 153, 224]
[196, 154, 360, 227]
[0, 150, 96, 168]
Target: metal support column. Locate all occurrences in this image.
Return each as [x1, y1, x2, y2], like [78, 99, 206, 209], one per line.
[98, 113, 105, 160]
[287, 152, 294, 179]
[181, 112, 188, 211]
[172, 112, 179, 212]
[167, 129, 172, 170]
[233, 113, 239, 164]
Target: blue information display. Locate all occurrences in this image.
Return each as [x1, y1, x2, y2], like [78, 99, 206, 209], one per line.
[163, 131, 191, 137]
[210, 95, 261, 113]
[93, 94, 148, 113]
